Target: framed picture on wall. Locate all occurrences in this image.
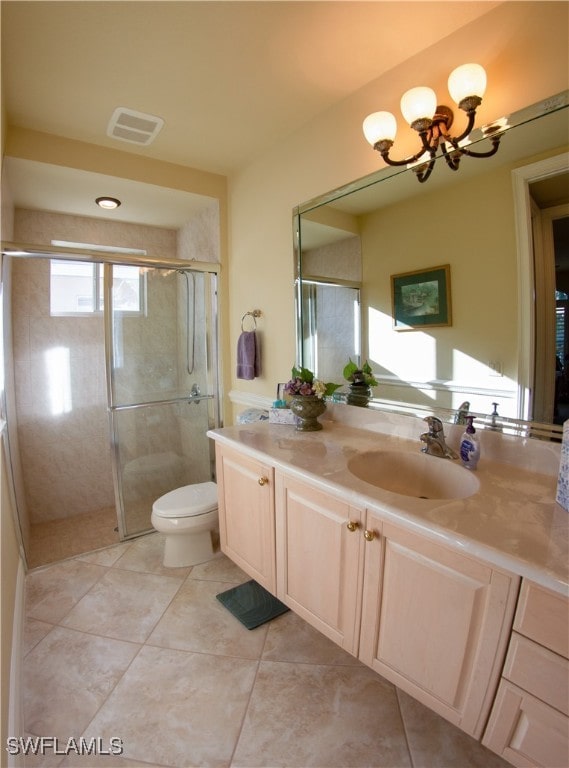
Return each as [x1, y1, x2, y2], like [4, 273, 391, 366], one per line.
[391, 264, 452, 330]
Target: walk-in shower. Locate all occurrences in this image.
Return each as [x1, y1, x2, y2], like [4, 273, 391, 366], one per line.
[1, 246, 221, 567]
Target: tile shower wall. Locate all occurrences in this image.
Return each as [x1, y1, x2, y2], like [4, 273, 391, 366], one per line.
[12, 256, 113, 523]
[14, 209, 178, 258]
[178, 201, 220, 263]
[314, 282, 359, 383]
[177, 272, 212, 482]
[302, 235, 362, 284]
[12, 209, 179, 525]
[302, 236, 362, 384]
[177, 207, 220, 483]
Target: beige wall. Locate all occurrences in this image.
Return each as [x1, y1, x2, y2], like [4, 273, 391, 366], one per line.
[227, 2, 569, 417]
[1, 435, 24, 763]
[361, 166, 517, 413]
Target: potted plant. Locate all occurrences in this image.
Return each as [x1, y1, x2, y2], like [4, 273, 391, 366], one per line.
[343, 359, 378, 407]
[284, 366, 340, 431]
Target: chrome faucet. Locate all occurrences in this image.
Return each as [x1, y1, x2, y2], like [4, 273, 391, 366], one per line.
[420, 416, 458, 459]
[453, 401, 470, 425]
[188, 383, 202, 404]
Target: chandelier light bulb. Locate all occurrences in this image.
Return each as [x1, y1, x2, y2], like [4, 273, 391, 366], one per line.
[363, 111, 397, 145]
[448, 63, 487, 105]
[400, 87, 437, 127]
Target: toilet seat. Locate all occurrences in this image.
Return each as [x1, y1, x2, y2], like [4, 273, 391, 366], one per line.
[152, 481, 217, 519]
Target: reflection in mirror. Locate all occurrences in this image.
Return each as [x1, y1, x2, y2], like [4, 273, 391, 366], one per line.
[294, 93, 569, 438]
[298, 218, 362, 382]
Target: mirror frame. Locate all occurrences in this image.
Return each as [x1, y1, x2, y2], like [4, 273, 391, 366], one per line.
[293, 91, 569, 440]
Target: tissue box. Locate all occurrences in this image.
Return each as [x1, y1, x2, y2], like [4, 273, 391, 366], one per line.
[556, 419, 569, 511]
[269, 408, 297, 425]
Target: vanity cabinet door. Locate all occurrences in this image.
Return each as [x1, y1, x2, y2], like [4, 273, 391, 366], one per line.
[482, 579, 569, 766]
[275, 473, 365, 655]
[359, 516, 519, 739]
[482, 680, 569, 768]
[215, 444, 276, 593]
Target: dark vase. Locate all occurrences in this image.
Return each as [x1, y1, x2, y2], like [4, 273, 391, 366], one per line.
[346, 382, 372, 407]
[289, 395, 327, 431]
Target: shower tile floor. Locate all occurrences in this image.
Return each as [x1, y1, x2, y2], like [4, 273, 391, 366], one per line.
[23, 534, 511, 768]
[28, 507, 121, 569]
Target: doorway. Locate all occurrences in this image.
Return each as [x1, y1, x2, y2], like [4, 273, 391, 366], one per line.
[530, 184, 569, 424]
[512, 153, 569, 424]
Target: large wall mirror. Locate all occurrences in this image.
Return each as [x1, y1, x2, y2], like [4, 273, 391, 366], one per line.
[294, 92, 569, 437]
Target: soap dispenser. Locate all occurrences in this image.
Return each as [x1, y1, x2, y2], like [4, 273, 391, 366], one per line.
[459, 416, 480, 470]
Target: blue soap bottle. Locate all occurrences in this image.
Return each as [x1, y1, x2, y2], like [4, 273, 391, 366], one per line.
[459, 416, 480, 470]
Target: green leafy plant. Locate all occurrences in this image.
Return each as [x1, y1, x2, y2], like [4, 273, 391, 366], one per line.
[284, 366, 341, 399]
[342, 359, 378, 387]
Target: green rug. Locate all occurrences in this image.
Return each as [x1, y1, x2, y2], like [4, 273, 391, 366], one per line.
[216, 580, 289, 630]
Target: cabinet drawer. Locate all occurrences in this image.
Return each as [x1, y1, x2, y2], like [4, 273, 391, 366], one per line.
[483, 680, 569, 768]
[504, 632, 569, 715]
[514, 581, 569, 658]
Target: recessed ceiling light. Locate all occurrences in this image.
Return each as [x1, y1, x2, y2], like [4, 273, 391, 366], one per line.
[96, 196, 121, 210]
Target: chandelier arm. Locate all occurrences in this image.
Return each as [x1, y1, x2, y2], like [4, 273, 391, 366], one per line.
[375, 128, 436, 168]
[440, 142, 462, 171]
[413, 156, 436, 183]
[459, 137, 502, 159]
[378, 146, 435, 168]
[379, 153, 417, 168]
[412, 154, 437, 184]
[442, 149, 461, 171]
[451, 108, 477, 145]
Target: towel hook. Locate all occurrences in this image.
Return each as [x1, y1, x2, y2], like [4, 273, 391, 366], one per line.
[241, 309, 261, 331]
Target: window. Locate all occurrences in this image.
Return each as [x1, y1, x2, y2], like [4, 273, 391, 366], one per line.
[50, 261, 145, 316]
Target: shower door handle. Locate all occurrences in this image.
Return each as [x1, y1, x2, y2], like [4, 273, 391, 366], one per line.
[111, 394, 215, 412]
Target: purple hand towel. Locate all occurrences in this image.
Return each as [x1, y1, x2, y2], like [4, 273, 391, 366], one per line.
[236, 331, 260, 380]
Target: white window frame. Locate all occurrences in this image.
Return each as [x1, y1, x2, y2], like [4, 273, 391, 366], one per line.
[50, 260, 146, 317]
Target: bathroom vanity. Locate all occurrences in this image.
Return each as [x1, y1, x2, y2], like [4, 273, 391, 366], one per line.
[208, 406, 569, 767]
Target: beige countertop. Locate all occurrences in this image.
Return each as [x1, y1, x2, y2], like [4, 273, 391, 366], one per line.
[208, 419, 569, 596]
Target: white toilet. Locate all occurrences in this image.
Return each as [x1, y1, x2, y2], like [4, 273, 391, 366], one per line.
[151, 481, 218, 567]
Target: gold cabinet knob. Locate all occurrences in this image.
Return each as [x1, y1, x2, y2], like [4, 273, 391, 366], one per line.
[258, 476, 269, 486]
[346, 521, 360, 532]
[363, 529, 376, 541]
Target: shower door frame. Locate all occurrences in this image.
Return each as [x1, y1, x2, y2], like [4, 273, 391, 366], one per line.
[105, 262, 221, 540]
[1, 242, 222, 553]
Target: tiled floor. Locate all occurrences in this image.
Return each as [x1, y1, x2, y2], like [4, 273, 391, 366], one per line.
[23, 534, 511, 768]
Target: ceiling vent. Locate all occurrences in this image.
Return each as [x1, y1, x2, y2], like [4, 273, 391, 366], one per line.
[106, 107, 164, 146]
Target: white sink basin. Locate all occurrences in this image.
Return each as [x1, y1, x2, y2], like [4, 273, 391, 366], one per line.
[347, 450, 480, 500]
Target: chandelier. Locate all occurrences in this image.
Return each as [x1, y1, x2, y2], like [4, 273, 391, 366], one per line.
[362, 63, 502, 183]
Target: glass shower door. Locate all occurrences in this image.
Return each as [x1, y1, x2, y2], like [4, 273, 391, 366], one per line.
[107, 265, 219, 539]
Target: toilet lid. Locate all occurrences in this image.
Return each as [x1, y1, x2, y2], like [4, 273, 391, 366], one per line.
[153, 481, 217, 518]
